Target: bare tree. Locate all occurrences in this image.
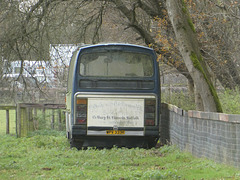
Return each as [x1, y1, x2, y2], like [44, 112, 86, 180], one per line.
[0, 0, 238, 111]
[165, 0, 222, 112]
[189, 0, 240, 89]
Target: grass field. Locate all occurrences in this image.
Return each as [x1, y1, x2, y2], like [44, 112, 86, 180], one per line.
[0, 130, 239, 180]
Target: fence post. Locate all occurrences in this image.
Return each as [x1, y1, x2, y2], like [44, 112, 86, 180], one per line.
[15, 106, 17, 136]
[6, 103, 65, 136]
[27, 107, 34, 132]
[58, 109, 62, 131]
[6, 109, 9, 134]
[22, 107, 27, 137]
[51, 109, 55, 129]
[42, 108, 46, 129]
[16, 104, 21, 137]
[33, 108, 38, 130]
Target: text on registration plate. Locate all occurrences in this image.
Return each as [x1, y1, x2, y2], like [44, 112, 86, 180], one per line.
[106, 130, 125, 135]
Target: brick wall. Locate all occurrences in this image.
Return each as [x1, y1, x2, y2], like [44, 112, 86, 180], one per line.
[161, 103, 240, 168]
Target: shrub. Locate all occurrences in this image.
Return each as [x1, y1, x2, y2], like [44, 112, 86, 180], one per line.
[161, 91, 195, 110]
[162, 88, 240, 114]
[218, 88, 240, 114]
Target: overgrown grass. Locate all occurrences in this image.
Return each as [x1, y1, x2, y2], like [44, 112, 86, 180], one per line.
[162, 91, 196, 110]
[218, 88, 240, 114]
[0, 130, 239, 179]
[162, 88, 240, 114]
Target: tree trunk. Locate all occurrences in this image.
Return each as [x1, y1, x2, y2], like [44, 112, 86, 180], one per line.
[187, 77, 194, 95]
[166, 0, 222, 112]
[194, 86, 204, 111]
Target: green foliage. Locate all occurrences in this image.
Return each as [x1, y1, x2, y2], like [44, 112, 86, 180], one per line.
[33, 109, 65, 131]
[0, 131, 239, 179]
[33, 113, 47, 130]
[219, 88, 240, 114]
[159, 144, 177, 154]
[28, 129, 65, 137]
[162, 88, 239, 114]
[162, 91, 196, 110]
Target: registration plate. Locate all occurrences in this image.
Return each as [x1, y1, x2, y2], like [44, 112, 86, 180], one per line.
[106, 130, 125, 135]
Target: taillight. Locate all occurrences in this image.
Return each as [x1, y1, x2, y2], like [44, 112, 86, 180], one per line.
[75, 98, 87, 125]
[144, 99, 156, 126]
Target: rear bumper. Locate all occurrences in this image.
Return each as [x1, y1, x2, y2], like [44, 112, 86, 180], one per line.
[72, 125, 159, 138]
[71, 125, 159, 148]
[76, 136, 158, 148]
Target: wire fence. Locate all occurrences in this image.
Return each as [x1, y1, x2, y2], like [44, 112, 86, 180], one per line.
[161, 103, 240, 168]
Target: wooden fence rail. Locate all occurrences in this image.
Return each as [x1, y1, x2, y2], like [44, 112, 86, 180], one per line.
[17, 103, 66, 137]
[0, 103, 66, 137]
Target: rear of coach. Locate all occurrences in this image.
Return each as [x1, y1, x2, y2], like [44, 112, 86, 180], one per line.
[66, 44, 160, 148]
